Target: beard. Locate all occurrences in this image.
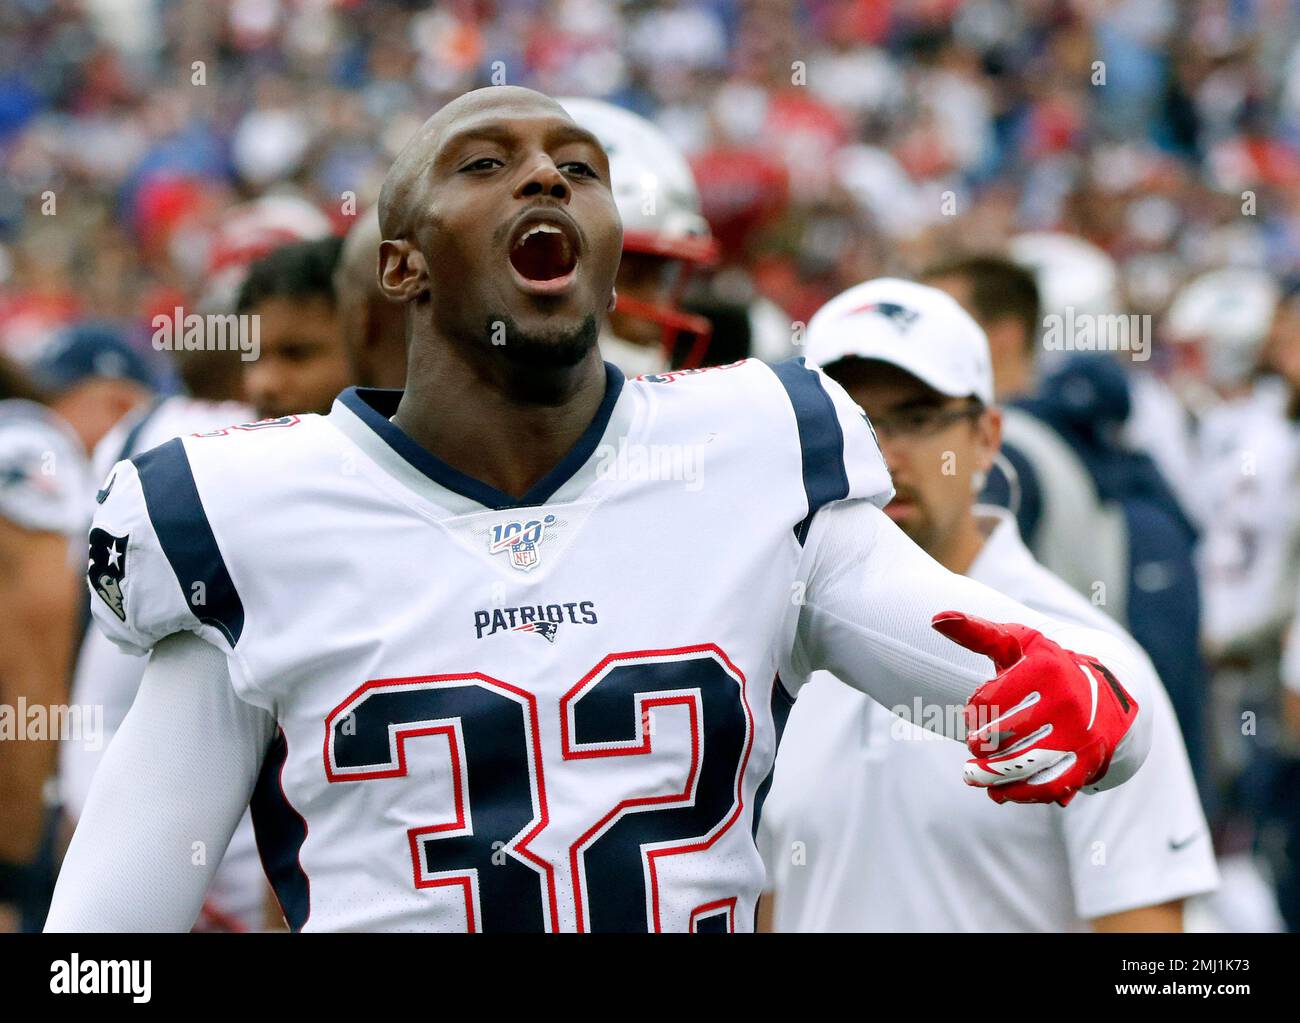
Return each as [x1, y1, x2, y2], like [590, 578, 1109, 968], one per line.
[896, 514, 937, 554]
[888, 486, 937, 553]
[483, 312, 600, 369]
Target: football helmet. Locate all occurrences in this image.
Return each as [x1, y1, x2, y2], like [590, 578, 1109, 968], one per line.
[560, 98, 718, 368]
[1165, 267, 1279, 391]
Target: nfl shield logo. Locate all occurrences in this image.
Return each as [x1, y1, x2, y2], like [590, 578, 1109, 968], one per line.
[511, 539, 538, 570]
[488, 514, 556, 573]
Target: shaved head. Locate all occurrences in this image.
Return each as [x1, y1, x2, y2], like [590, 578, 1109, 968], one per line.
[373, 85, 625, 504]
[375, 84, 621, 391]
[379, 87, 588, 240]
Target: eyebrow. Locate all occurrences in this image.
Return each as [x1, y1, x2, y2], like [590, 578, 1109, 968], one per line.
[435, 120, 604, 167]
[545, 122, 603, 151]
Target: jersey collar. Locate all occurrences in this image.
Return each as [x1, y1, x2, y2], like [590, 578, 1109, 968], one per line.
[332, 362, 626, 512]
[967, 505, 1036, 593]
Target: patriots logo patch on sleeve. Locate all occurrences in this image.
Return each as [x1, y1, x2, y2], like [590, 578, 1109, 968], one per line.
[88, 527, 129, 621]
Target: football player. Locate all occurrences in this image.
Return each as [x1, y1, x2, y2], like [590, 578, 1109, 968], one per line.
[1170, 269, 1295, 662]
[758, 279, 1217, 932]
[50, 88, 1155, 933]
[0, 357, 89, 930]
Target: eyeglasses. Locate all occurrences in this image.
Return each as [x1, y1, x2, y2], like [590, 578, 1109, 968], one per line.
[868, 400, 984, 441]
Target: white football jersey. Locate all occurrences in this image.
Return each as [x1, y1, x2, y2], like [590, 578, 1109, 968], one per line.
[86, 358, 892, 932]
[0, 399, 89, 539]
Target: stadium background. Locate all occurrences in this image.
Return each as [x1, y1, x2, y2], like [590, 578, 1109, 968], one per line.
[2, 0, 1300, 931]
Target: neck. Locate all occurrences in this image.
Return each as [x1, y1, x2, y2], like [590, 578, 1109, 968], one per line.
[930, 511, 987, 575]
[392, 330, 609, 501]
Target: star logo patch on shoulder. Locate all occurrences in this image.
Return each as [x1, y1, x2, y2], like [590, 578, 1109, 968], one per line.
[88, 527, 129, 621]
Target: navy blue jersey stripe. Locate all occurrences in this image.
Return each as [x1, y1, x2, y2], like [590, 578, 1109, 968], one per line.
[132, 438, 244, 646]
[337, 362, 625, 511]
[250, 730, 311, 931]
[750, 674, 795, 933]
[770, 358, 850, 544]
[75, 400, 168, 675]
[750, 673, 796, 844]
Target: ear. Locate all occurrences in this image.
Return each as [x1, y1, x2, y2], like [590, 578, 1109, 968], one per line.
[109, 383, 146, 422]
[378, 240, 429, 303]
[975, 406, 1002, 476]
[607, 287, 618, 313]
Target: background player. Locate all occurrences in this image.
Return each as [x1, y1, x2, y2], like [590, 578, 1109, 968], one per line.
[0, 356, 88, 931]
[560, 98, 721, 376]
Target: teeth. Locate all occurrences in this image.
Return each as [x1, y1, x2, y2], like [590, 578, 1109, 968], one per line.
[514, 223, 563, 248]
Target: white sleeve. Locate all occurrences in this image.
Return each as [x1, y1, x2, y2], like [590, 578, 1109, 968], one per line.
[786, 499, 1155, 790]
[0, 404, 90, 537]
[58, 626, 148, 821]
[45, 632, 275, 932]
[1060, 683, 1217, 919]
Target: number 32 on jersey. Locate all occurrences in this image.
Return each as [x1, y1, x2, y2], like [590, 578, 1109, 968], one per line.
[324, 644, 754, 932]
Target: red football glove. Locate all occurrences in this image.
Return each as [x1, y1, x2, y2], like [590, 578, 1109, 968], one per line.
[931, 611, 1140, 807]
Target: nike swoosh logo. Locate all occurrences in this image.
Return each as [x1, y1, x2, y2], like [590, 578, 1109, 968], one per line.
[1078, 663, 1099, 730]
[1168, 832, 1202, 851]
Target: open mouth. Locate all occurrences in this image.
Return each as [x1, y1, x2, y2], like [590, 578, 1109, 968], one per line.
[508, 215, 579, 293]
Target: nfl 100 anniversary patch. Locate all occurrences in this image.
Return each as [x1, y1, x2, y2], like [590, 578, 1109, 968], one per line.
[88, 527, 129, 621]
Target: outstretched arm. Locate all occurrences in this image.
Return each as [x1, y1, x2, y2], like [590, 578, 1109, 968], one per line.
[788, 500, 1154, 803]
[45, 632, 276, 932]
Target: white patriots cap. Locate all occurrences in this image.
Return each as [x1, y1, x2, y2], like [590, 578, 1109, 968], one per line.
[805, 277, 995, 405]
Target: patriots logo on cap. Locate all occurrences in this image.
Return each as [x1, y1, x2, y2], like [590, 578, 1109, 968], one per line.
[513, 621, 559, 642]
[845, 301, 919, 331]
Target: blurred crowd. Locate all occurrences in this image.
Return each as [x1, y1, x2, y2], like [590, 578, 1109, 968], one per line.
[1, 0, 1300, 931]
[4, 0, 1300, 338]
